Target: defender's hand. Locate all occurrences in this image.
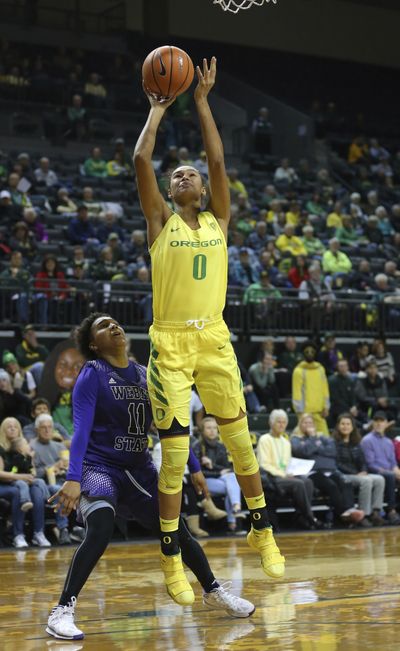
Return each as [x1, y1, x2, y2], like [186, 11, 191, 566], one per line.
[190, 470, 210, 499]
[48, 480, 81, 516]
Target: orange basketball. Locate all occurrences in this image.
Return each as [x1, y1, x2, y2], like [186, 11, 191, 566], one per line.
[142, 45, 194, 100]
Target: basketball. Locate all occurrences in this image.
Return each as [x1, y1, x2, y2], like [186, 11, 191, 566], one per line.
[142, 45, 194, 100]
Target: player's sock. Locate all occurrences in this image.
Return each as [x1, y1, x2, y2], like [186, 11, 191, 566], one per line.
[179, 516, 219, 593]
[59, 507, 115, 606]
[246, 494, 271, 531]
[160, 517, 180, 555]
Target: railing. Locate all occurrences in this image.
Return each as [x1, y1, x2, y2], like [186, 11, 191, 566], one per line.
[1, 280, 399, 338]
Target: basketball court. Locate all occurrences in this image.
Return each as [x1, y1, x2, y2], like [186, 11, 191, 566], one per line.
[1, 528, 398, 650]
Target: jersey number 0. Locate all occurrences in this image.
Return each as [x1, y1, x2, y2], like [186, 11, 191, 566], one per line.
[192, 254, 207, 280]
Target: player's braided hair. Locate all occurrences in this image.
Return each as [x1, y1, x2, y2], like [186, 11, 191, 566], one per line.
[74, 312, 110, 360]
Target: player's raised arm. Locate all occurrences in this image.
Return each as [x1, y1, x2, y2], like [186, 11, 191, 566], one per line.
[194, 57, 230, 229]
[133, 91, 175, 246]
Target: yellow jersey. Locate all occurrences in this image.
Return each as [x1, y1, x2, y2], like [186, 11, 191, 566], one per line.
[150, 211, 227, 323]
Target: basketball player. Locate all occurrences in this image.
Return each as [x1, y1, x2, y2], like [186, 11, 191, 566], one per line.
[46, 313, 255, 641]
[134, 56, 285, 605]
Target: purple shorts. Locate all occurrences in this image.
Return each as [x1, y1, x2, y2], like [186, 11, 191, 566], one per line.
[78, 459, 159, 531]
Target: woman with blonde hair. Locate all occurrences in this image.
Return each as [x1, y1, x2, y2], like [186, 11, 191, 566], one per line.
[291, 413, 364, 525]
[0, 416, 51, 548]
[256, 410, 319, 529]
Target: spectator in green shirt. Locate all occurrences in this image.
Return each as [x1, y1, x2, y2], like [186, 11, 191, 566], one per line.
[322, 238, 352, 277]
[15, 324, 49, 375]
[83, 147, 108, 178]
[335, 215, 361, 249]
[243, 270, 282, 305]
[301, 225, 325, 257]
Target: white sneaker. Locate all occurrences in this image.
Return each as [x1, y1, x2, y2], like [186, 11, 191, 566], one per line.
[32, 531, 52, 548]
[203, 582, 255, 618]
[21, 500, 33, 512]
[13, 534, 29, 549]
[46, 597, 84, 640]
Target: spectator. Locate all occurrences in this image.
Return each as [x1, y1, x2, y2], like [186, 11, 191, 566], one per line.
[192, 416, 244, 533]
[9, 220, 37, 261]
[248, 352, 279, 412]
[229, 247, 260, 287]
[333, 413, 386, 527]
[301, 225, 325, 257]
[364, 215, 384, 247]
[298, 263, 335, 305]
[247, 221, 269, 252]
[276, 224, 307, 257]
[322, 238, 352, 279]
[305, 192, 326, 219]
[257, 410, 318, 530]
[193, 150, 208, 178]
[107, 233, 126, 265]
[0, 418, 51, 548]
[243, 270, 282, 305]
[15, 324, 49, 379]
[292, 340, 330, 435]
[227, 168, 248, 199]
[251, 106, 272, 155]
[288, 255, 309, 289]
[97, 211, 125, 244]
[376, 206, 395, 239]
[274, 158, 298, 185]
[125, 229, 148, 272]
[30, 414, 69, 481]
[83, 147, 108, 178]
[34, 157, 58, 188]
[360, 412, 400, 525]
[328, 359, 358, 424]
[66, 94, 86, 140]
[277, 337, 302, 374]
[349, 341, 370, 374]
[0, 251, 32, 323]
[384, 261, 400, 288]
[370, 339, 396, 387]
[7, 172, 32, 208]
[67, 205, 98, 247]
[291, 413, 364, 524]
[0, 189, 21, 223]
[2, 351, 36, 399]
[237, 361, 263, 414]
[106, 150, 132, 177]
[81, 186, 103, 218]
[335, 215, 360, 249]
[84, 72, 107, 107]
[318, 334, 344, 376]
[23, 397, 70, 445]
[91, 246, 125, 281]
[327, 201, 344, 230]
[355, 358, 397, 423]
[54, 187, 78, 215]
[350, 259, 374, 292]
[178, 146, 193, 166]
[22, 207, 48, 242]
[348, 136, 368, 165]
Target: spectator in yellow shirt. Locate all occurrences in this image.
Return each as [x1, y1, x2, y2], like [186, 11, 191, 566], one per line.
[286, 200, 301, 227]
[348, 136, 368, 164]
[276, 224, 307, 257]
[322, 238, 352, 276]
[227, 168, 248, 199]
[327, 201, 345, 230]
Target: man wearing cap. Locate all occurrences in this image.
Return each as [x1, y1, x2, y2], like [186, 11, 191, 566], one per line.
[360, 412, 400, 525]
[2, 350, 36, 399]
[243, 270, 282, 305]
[229, 247, 260, 287]
[292, 341, 330, 435]
[0, 189, 21, 223]
[15, 325, 49, 384]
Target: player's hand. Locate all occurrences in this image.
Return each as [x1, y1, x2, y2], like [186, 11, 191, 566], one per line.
[48, 480, 81, 517]
[190, 470, 210, 499]
[142, 81, 176, 109]
[194, 57, 216, 102]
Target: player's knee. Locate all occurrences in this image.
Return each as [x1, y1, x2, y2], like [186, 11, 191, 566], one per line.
[219, 420, 258, 476]
[158, 436, 189, 495]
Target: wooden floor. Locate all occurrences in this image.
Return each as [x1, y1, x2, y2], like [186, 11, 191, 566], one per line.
[1, 528, 399, 651]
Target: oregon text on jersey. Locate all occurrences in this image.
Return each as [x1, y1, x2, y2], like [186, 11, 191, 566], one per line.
[169, 238, 223, 247]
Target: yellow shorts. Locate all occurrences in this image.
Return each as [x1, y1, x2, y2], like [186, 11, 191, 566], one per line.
[148, 317, 246, 430]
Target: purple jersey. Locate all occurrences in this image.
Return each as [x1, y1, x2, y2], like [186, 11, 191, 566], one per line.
[67, 359, 153, 482]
